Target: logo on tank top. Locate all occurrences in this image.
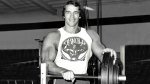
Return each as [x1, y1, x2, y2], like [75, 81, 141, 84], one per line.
[61, 37, 88, 61]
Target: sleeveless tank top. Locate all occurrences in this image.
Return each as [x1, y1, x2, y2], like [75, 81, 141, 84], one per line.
[54, 27, 92, 74]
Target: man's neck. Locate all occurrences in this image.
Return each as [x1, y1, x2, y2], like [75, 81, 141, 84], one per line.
[64, 26, 81, 34]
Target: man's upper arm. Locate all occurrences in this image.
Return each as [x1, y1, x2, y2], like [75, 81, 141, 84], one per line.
[87, 30, 105, 61]
[41, 31, 60, 63]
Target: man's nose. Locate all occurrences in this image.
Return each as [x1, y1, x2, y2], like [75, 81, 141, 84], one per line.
[70, 13, 74, 19]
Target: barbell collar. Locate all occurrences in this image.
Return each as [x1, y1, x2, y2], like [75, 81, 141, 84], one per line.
[118, 75, 126, 81]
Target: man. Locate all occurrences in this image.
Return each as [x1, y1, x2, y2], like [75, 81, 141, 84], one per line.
[42, 0, 116, 84]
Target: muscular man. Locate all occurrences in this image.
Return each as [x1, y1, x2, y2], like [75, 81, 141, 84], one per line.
[42, 0, 116, 84]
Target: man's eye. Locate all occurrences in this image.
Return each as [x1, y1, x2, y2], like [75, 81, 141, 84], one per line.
[65, 11, 70, 14]
[74, 12, 79, 14]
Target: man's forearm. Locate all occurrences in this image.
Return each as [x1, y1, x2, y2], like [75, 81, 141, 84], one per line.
[46, 61, 68, 75]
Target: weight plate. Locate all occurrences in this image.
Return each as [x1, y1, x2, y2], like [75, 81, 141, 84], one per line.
[113, 65, 119, 84]
[109, 57, 113, 84]
[101, 63, 109, 84]
[101, 53, 110, 84]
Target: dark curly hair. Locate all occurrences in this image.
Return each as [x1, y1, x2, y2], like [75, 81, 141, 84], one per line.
[62, 0, 82, 17]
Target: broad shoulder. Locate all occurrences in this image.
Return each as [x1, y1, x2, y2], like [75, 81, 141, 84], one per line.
[46, 30, 60, 38]
[86, 29, 100, 41]
[86, 29, 97, 35]
[43, 30, 60, 46]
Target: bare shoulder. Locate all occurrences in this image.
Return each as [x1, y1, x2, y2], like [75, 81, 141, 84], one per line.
[46, 30, 60, 39]
[43, 30, 60, 47]
[87, 29, 100, 41]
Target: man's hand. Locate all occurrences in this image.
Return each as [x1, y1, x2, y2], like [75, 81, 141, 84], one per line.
[61, 70, 75, 82]
[102, 48, 117, 64]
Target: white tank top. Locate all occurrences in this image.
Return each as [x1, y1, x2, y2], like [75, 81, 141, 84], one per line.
[55, 27, 92, 74]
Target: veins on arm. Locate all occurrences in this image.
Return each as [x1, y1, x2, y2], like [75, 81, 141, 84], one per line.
[41, 32, 58, 63]
[41, 32, 66, 74]
[87, 30, 105, 62]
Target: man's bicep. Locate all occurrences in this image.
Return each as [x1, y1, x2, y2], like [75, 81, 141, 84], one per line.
[42, 39, 57, 63]
[42, 48, 54, 62]
[88, 30, 104, 53]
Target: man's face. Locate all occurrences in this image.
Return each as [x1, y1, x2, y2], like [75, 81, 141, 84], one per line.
[64, 4, 80, 27]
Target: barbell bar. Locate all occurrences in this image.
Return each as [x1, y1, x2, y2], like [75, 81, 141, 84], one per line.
[46, 74, 126, 81]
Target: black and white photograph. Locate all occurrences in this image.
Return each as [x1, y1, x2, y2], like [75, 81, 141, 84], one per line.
[0, 0, 150, 84]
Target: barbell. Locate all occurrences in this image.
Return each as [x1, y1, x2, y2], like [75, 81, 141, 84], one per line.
[40, 53, 126, 84]
[46, 74, 125, 81]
